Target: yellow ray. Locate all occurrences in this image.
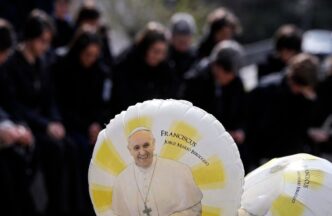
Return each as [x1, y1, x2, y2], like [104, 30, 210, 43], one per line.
[124, 116, 152, 137]
[192, 155, 226, 189]
[160, 121, 201, 160]
[271, 195, 305, 216]
[284, 169, 325, 190]
[90, 184, 113, 213]
[94, 138, 127, 176]
[202, 205, 222, 216]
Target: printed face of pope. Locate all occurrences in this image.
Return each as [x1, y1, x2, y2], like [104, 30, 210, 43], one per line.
[127, 129, 155, 168]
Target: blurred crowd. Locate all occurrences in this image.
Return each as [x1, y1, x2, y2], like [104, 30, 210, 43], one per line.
[0, 0, 332, 215]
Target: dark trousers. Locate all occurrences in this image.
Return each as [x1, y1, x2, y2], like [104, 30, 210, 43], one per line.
[0, 145, 43, 216]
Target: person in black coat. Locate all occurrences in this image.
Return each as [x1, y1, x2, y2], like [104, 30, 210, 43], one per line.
[111, 22, 177, 115]
[53, 26, 110, 216]
[75, 2, 113, 68]
[247, 53, 320, 167]
[0, 19, 34, 149]
[168, 13, 197, 86]
[0, 0, 55, 34]
[197, 7, 241, 60]
[4, 10, 81, 216]
[51, 0, 74, 48]
[182, 40, 247, 149]
[309, 56, 332, 154]
[257, 24, 302, 80]
[0, 18, 39, 216]
[54, 27, 110, 144]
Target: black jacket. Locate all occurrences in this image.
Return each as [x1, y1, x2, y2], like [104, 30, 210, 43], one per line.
[168, 45, 197, 80]
[197, 35, 216, 60]
[0, 65, 10, 122]
[111, 47, 177, 115]
[182, 60, 246, 131]
[54, 55, 111, 133]
[257, 53, 286, 80]
[246, 75, 318, 162]
[52, 17, 74, 48]
[4, 49, 61, 132]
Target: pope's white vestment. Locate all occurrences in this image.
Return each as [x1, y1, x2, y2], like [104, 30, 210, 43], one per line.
[111, 157, 203, 216]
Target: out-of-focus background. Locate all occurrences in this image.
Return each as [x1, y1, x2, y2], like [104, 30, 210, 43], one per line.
[1, 0, 332, 215]
[88, 0, 332, 54]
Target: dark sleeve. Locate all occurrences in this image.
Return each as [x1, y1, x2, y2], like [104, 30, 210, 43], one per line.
[161, 63, 178, 99]
[18, 104, 50, 129]
[45, 76, 62, 123]
[0, 66, 22, 123]
[9, 80, 52, 129]
[43, 54, 62, 123]
[4, 85, 50, 129]
[228, 80, 247, 131]
[0, 107, 9, 122]
[0, 69, 10, 122]
[93, 64, 112, 126]
[245, 86, 275, 164]
[181, 76, 201, 104]
[109, 69, 128, 117]
[5, 58, 58, 131]
[181, 65, 211, 110]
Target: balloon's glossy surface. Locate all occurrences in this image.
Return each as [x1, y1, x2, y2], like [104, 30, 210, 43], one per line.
[89, 99, 244, 216]
[241, 153, 332, 216]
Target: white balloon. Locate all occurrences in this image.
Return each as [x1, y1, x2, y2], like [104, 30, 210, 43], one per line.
[240, 153, 332, 216]
[89, 99, 244, 216]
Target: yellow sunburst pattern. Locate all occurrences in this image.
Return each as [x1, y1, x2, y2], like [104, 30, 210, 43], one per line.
[160, 120, 201, 160]
[90, 184, 113, 213]
[192, 155, 226, 189]
[94, 135, 127, 176]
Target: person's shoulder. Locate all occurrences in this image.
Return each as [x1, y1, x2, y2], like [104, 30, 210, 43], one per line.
[6, 49, 22, 65]
[258, 53, 284, 69]
[232, 76, 245, 89]
[113, 46, 135, 67]
[250, 73, 286, 102]
[95, 60, 111, 77]
[183, 58, 210, 81]
[3, 50, 25, 75]
[116, 163, 134, 180]
[258, 72, 285, 89]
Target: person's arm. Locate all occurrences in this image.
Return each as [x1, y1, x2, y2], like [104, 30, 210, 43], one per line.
[170, 164, 203, 216]
[228, 79, 247, 144]
[17, 103, 50, 130]
[4, 60, 51, 131]
[111, 174, 131, 215]
[45, 61, 62, 123]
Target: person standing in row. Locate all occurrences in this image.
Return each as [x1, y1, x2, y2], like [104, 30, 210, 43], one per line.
[111, 22, 177, 115]
[197, 7, 241, 60]
[4, 10, 83, 216]
[182, 40, 247, 156]
[168, 12, 197, 92]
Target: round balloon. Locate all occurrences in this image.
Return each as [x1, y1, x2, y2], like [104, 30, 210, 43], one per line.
[88, 99, 244, 216]
[240, 153, 332, 216]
